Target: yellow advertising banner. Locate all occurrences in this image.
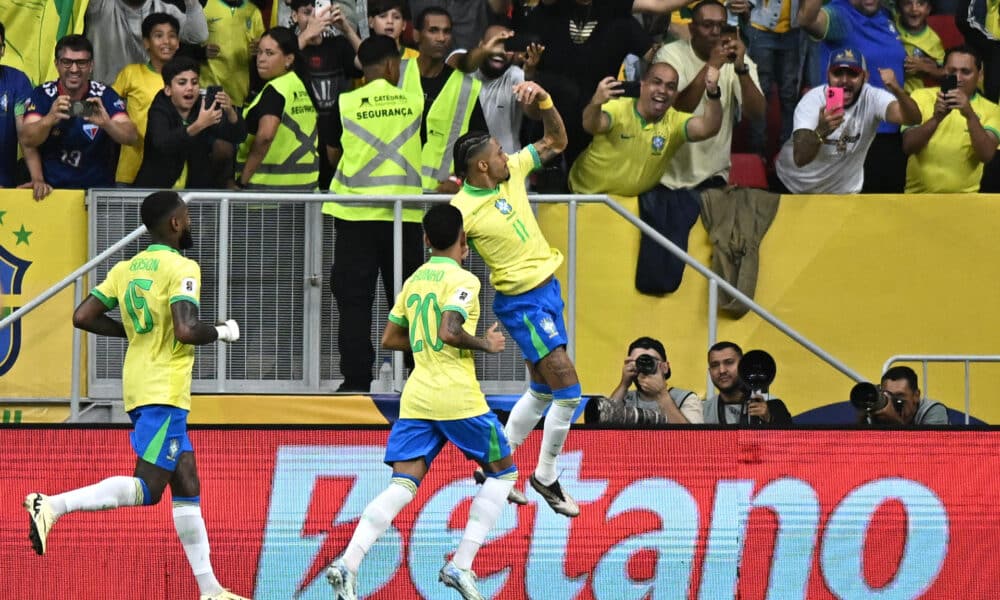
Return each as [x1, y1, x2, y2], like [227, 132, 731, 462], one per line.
[0, 189, 87, 397]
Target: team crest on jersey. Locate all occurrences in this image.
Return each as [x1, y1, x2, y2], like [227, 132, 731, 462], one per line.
[166, 439, 180, 462]
[494, 198, 513, 215]
[539, 316, 558, 339]
[0, 246, 31, 376]
[82, 123, 99, 140]
[651, 135, 666, 152]
[246, 17, 253, 28]
[113, 98, 125, 111]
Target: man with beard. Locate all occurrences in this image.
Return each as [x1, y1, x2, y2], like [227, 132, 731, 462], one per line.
[798, 0, 909, 193]
[702, 341, 793, 425]
[474, 24, 544, 154]
[21, 35, 138, 190]
[568, 61, 722, 196]
[25, 191, 247, 600]
[84, 0, 208, 85]
[774, 47, 920, 194]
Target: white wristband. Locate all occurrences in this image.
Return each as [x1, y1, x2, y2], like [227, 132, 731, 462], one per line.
[215, 319, 240, 343]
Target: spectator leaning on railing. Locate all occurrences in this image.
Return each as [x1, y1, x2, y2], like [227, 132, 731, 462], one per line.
[20, 35, 138, 194]
[0, 22, 42, 197]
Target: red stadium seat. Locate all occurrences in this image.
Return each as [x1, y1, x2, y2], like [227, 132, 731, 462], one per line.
[927, 14, 965, 50]
[728, 153, 769, 189]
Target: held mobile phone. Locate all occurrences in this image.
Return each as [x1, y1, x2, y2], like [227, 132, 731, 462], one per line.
[620, 80, 641, 98]
[69, 100, 98, 118]
[940, 74, 958, 94]
[825, 86, 844, 114]
[505, 32, 538, 53]
[200, 85, 223, 108]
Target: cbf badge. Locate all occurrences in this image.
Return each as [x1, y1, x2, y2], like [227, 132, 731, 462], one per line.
[494, 198, 513, 215]
[651, 135, 666, 154]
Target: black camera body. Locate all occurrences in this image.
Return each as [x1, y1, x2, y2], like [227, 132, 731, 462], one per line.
[634, 353, 658, 375]
[850, 382, 904, 414]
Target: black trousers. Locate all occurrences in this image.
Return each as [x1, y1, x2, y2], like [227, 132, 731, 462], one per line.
[331, 218, 423, 385]
[862, 132, 906, 194]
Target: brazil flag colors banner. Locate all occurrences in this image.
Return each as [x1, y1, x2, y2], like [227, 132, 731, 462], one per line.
[0, 190, 87, 397]
[0, 0, 88, 85]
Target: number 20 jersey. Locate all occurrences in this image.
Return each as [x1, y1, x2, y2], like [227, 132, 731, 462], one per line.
[388, 256, 488, 420]
[91, 244, 201, 412]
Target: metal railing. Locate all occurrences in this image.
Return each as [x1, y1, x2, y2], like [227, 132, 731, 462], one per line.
[1, 190, 865, 421]
[882, 355, 1000, 424]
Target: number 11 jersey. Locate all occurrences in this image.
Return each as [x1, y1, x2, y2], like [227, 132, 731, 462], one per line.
[91, 244, 201, 411]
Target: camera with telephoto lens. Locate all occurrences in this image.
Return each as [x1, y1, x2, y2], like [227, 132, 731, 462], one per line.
[634, 354, 658, 376]
[737, 350, 776, 425]
[850, 382, 895, 413]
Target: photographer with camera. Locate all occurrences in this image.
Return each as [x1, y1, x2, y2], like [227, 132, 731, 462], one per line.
[851, 366, 948, 425]
[21, 35, 138, 192]
[702, 341, 793, 425]
[595, 336, 703, 425]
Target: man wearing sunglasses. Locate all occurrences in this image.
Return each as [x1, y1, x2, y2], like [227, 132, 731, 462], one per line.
[20, 34, 137, 192]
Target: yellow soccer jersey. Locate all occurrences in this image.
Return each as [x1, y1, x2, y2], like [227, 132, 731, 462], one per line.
[113, 64, 164, 184]
[451, 145, 563, 295]
[989, 0, 1000, 39]
[569, 97, 692, 196]
[389, 256, 489, 420]
[904, 88, 1000, 193]
[200, 0, 265, 107]
[91, 244, 201, 412]
[896, 21, 944, 93]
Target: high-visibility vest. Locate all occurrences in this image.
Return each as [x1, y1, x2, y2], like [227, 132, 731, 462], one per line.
[398, 58, 482, 191]
[322, 78, 425, 222]
[236, 71, 318, 190]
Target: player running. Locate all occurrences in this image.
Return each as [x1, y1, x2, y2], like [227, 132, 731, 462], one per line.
[326, 204, 516, 600]
[23, 191, 247, 600]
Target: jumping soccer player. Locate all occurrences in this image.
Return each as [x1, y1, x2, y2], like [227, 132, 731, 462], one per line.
[450, 80, 582, 518]
[23, 190, 247, 600]
[326, 204, 516, 600]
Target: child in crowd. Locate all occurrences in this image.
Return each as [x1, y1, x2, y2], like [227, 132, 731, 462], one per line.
[113, 13, 180, 185]
[896, 0, 945, 92]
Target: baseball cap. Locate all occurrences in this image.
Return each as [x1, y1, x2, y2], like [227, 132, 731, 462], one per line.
[828, 47, 867, 73]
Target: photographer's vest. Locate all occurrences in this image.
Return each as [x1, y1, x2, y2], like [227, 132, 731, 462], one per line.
[322, 78, 424, 222]
[236, 71, 318, 190]
[398, 58, 481, 191]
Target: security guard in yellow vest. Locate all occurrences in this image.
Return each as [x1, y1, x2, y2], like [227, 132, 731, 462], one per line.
[399, 6, 510, 192]
[236, 28, 318, 190]
[321, 35, 426, 392]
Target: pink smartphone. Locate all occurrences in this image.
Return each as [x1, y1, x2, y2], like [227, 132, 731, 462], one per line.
[825, 86, 844, 114]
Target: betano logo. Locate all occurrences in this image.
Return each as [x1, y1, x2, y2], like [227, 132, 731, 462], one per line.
[0, 208, 33, 375]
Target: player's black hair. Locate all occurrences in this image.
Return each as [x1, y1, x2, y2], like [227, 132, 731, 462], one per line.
[453, 130, 492, 178]
[423, 204, 463, 251]
[55, 34, 93, 60]
[141, 13, 180, 39]
[357, 34, 400, 68]
[141, 191, 184, 232]
[161, 56, 200, 86]
[882, 365, 919, 392]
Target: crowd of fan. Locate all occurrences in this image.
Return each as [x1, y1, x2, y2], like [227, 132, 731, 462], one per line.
[3, 0, 1000, 199]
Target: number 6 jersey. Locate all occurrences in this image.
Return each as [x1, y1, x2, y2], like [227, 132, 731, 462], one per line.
[388, 256, 487, 420]
[91, 244, 201, 411]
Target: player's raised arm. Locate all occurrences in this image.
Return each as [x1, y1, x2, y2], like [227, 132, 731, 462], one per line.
[72, 295, 127, 338]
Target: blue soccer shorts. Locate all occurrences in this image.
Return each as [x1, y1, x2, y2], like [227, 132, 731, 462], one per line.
[128, 405, 194, 471]
[493, 277, 569, 364]
[384, 412, 513, 467]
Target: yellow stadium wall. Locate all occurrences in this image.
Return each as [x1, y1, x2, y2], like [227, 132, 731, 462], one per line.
[537, 194, 1000, 423]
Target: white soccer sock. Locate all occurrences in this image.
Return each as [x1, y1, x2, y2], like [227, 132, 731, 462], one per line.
[504, 387, 552, 451]
[50, 476, 142, 517]
[453, 476, 514, 570]
[535, 402, 577, 485]
[342, 480, 415, 573]
[173, 502, 224, 596]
